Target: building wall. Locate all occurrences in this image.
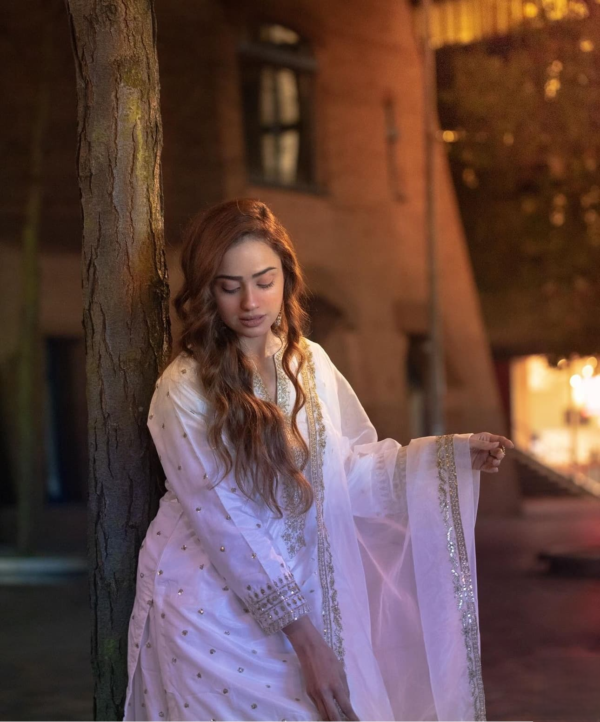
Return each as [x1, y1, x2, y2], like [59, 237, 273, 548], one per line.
[0, 0, 520, 515]
[159, 0, 520, 513]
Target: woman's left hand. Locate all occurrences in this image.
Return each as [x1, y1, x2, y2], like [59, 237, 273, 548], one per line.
[468, 432, 515, 472]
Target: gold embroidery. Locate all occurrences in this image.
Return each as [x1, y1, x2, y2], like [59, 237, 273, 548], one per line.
[274, 344, 308, 558]
[436, 434, 486, 721]
[252, 365, 272, 403]
[252, 341, 307, 558]
[244, 574, 310, 634]
[301, 339, 345, 664]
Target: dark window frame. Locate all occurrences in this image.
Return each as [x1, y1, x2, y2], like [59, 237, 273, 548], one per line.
[238, 26, 324, 195]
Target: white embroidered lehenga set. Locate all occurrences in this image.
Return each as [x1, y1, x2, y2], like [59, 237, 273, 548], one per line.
[123, 338, 486, 722]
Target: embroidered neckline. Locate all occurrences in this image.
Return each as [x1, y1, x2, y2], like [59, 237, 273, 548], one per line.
[251, 340, 286, 407]
[252, 339, 308, 559]
[252, 338, 345, 661]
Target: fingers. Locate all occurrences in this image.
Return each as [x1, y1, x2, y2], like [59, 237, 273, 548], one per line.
[309, 694, 329, 721]
[471, 432, 515, 448]
[471, 438, 501, 450]
[487, 433, 515, 449]
[310, 690, 360, 721]
[323, 694, 341, 721]
[482, 455, 501, 472]
[334, 690, 360, 721]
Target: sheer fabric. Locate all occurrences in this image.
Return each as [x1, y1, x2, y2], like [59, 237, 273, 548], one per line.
[123, 338, 485, 721]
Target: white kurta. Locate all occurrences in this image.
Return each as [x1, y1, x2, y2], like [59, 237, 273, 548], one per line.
[123, 338, 485, 722]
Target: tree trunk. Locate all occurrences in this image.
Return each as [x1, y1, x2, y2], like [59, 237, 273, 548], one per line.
[64, 1, 171, 718]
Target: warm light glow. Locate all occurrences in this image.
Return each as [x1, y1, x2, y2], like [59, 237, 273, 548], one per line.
[512, 355, 600, 472]
[442, 130, 459, 143]
[545, 78, 561, 99]
[580, 39, 594, 52]
[503, 132, 515, 146]
[549, 60, 563, 75]
[528, 356, 552, 390]
[569, 0, 590, 18]
[424, 0, 590, 50]
[582, 376, 600, 415]
[572, 385, 585, 408]
[523, 2, 539, 17]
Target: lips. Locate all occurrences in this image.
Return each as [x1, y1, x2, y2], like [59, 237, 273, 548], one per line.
[239, 315, 266, 327]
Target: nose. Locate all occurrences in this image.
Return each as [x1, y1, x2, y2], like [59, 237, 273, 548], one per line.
[240, 286, 258, 311]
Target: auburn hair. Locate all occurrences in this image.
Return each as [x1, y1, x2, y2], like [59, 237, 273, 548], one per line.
[172, 198, 313, 516]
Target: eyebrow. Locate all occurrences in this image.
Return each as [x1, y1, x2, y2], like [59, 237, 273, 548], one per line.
[214, 267, 277, 282]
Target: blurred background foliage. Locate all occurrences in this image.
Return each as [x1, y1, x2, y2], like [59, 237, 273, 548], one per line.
[437, 8, 600, 356]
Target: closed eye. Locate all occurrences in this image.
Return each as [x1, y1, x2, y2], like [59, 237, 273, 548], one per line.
[220, 280, 274, 294]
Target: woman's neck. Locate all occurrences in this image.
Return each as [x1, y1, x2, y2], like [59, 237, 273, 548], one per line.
[238, 330, 282, 361]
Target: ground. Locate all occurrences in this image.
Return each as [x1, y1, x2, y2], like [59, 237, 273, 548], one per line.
[1, 497, 599, 721]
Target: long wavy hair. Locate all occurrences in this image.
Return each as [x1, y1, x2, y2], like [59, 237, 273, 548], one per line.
[173, 198, 313, 516]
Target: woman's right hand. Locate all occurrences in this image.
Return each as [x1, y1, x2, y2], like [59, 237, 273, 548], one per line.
[283, 616, 360, 721]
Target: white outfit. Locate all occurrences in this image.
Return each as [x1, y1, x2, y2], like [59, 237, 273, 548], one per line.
[123, 338, 485, 721]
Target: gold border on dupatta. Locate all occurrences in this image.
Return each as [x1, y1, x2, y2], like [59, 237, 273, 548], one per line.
[436, 434, 487, 722]
[301, 338, 346, 664]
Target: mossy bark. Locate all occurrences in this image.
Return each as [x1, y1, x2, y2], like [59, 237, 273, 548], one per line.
[64, 1, 171, 718]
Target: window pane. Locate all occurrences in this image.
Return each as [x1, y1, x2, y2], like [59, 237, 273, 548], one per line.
[259, 24, 300, 45]
[261, 133, 278, 181]
[279, 130, 299, 185]
[277, 68, 299, 126]
[239, 24, 316, 187]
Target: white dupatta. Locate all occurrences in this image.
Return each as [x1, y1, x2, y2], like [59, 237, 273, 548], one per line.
[307, 340, 485, 721]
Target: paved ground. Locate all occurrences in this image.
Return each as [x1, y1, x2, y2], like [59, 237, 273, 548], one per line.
[1, 497, 599, 721]
[477, 497, 600, 722]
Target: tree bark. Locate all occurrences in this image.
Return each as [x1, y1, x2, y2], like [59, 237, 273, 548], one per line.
[64, 1, 171, 718]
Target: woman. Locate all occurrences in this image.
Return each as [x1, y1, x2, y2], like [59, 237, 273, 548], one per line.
[123, 198, 512, 722]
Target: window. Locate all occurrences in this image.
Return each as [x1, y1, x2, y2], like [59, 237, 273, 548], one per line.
[238, 24, 318, 190]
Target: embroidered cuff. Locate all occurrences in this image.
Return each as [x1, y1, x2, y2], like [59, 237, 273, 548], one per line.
[392, 445, 407, 494]
[244, 572, 310, 635]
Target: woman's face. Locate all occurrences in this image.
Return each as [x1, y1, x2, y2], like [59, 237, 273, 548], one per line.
[213, 237, 284, 340]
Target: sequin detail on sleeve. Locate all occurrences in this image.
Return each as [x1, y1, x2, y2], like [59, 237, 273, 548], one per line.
[436, 434, 486, 722]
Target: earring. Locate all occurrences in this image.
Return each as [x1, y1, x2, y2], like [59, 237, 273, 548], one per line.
[274, 309, 283, 327]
